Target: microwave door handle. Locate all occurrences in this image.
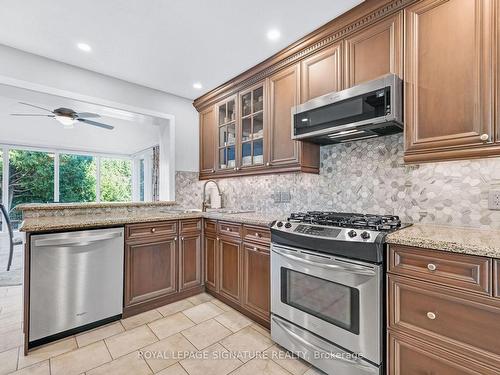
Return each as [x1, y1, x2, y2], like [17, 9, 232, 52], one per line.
[273, 248, 376, 276]
[272, 317, 376, 372]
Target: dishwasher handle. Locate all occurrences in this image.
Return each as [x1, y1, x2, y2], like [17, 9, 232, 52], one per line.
[33, 230, 123, 247]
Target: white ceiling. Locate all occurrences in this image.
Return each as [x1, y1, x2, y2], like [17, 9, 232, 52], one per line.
[0, 0, 363, 100]
[0, 84, 162, 155]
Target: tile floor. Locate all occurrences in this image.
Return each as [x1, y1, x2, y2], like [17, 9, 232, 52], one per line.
[0, 289, 325, 375]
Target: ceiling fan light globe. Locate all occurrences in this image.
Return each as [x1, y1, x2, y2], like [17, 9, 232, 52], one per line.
[55, 115, 76, 127]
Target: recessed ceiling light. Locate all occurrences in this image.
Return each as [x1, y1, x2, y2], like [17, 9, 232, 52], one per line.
[193, 82, 203, 90]
[77, 42, 92, 52]
[267, 29, 281, 41]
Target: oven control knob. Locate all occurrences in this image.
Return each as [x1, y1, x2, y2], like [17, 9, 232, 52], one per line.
[284, 222, 292, 229]
[276, 221, 283, 228]
[361, 231, 370, 239]
[347, 230, 357, 238]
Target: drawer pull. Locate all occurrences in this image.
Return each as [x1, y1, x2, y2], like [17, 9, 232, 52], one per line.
[226, 228, 232, 232]
[426, 312, 436, 320]
[480, 133, 489, 141]
[151, 228, 156, 233]
[253, 247, 257, 251]
[427, 263, 437, 271]
[255, 232, 262, 237]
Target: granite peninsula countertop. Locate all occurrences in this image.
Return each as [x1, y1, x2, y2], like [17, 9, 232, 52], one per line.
[20, 210, 277, 232]
[386, 224, 500, 259]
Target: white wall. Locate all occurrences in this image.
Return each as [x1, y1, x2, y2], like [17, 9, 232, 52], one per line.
[0, 44, 199, 171]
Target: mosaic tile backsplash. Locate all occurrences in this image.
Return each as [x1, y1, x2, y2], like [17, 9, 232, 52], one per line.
[175, 134, 500, 229]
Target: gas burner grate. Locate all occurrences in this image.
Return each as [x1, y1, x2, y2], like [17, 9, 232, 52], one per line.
[287, 211, 402, 231]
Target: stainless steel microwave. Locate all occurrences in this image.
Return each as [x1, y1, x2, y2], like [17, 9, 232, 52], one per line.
[291, 73, 403, 144]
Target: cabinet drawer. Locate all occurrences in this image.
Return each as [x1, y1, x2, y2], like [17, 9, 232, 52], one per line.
[126, 221, 177, 241]
[242, 225, 271, 244]
[388, 274, 500, 366]
[388, 330, 496, 375]
[388, 245, 492, 295]
[218, 221, 241, 238]
[204, 219, 217, 234]
[180, 219, 201, 234]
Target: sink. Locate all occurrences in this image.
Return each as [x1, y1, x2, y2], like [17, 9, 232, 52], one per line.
[159, 208, 202, 214]
[207, 209, 255, 214]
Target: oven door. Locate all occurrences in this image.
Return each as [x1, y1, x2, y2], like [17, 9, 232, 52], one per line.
[271, 243, 382, 365]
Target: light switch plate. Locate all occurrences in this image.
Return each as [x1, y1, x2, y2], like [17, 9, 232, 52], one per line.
[488, 190, 500, 210]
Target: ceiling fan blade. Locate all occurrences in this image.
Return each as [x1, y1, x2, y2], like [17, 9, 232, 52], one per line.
[75, 112, 100, 118]
[77, 118, 114, 130]
[10, 113, 55, 117]
[18, 102, 53, 113]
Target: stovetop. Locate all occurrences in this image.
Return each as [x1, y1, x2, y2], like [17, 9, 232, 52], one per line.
[270, 211, 412, 263]
[287, 211, 404, 231]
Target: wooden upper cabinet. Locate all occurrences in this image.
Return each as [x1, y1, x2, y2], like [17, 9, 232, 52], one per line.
[301, 42, 342, 102]
[344, 12, 402, 88]
[199, 106, 216, 175]
[404, 0, 496, 162]
[268, 64, 300, 166]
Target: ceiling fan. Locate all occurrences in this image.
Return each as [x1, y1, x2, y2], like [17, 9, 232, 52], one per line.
[10, 102, 114, 130]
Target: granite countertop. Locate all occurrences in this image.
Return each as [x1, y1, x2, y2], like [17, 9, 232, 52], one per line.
[20, 210, 277, 232]
[386, 224, 500, 259]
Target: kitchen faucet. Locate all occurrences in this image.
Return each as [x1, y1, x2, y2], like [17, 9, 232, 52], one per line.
[202, 180, 222, 212]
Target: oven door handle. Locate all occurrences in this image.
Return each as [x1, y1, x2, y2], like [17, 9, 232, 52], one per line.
[272, 317, 377, 372]
[273, 247, 376, 276]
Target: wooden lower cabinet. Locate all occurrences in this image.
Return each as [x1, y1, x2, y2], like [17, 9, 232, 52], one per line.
[242, 243, 270, 321]
[218, 236, 242, 303]
[204, 234, 218, 292]
[124, 220, 203, 316]
[179, 232, 202, 290]
[388, 245, 500, 373]
[204, 220, 271, 327]
[388, 330, 495, 375]
[495, 259, 500, 298]
[124, 236, 178, 307]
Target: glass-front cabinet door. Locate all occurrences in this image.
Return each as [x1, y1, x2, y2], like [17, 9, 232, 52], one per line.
[239, 84, 265, 168]
[216, 97, 237, 171]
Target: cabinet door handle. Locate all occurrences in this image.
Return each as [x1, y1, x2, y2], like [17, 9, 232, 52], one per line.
[253, 247, 258, 251]
[480, 134, 489, 141]
[427, 263, 437, 271]
[426, 312, 436, 320]
[216, 237, 219, 241]
[151, 228, 156, 233]
[181, 236, 184, 241]
[174, 236, 178, 241]
[211, 168, 215, 173]
[266, 162, 270, 166]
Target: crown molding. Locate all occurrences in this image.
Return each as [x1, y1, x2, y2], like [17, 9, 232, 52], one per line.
[193, 0, 417, 112]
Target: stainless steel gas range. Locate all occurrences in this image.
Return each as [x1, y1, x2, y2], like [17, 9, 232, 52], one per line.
[270, 212, 410, 375]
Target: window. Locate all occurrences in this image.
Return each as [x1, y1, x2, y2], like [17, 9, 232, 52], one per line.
[100, 158, 132, 202]
[139, 159, 145, 201]
[8, 149, 54, 228]
[59, 154, 97, 203]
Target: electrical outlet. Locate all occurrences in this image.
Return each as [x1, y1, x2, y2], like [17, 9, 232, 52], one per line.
[281, 191, 291, 203]
[272, 192, 281, 203]
[488, 190, 500, 210]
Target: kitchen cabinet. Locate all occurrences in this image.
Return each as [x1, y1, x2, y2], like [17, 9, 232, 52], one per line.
[204, 233, 218, 292]
[124, 220, 204, 316]
[199, 106, 216, 177]
[218, 236, 242, 304]
[301, 42, 343, 102]
[124, 236, 178, 307]
[215, 95, 237, 173]
[344, 12, 402, 88]
[404, 0, 497, 163]
[387, 245, 500, 373]
[204, 219, 271, 327]
[242, 242, 270, 321]
[268, 64, 320, 171]
[179, 233, 202, 291]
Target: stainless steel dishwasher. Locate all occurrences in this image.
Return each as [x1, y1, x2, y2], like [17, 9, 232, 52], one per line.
[29, 227, 124, 346]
